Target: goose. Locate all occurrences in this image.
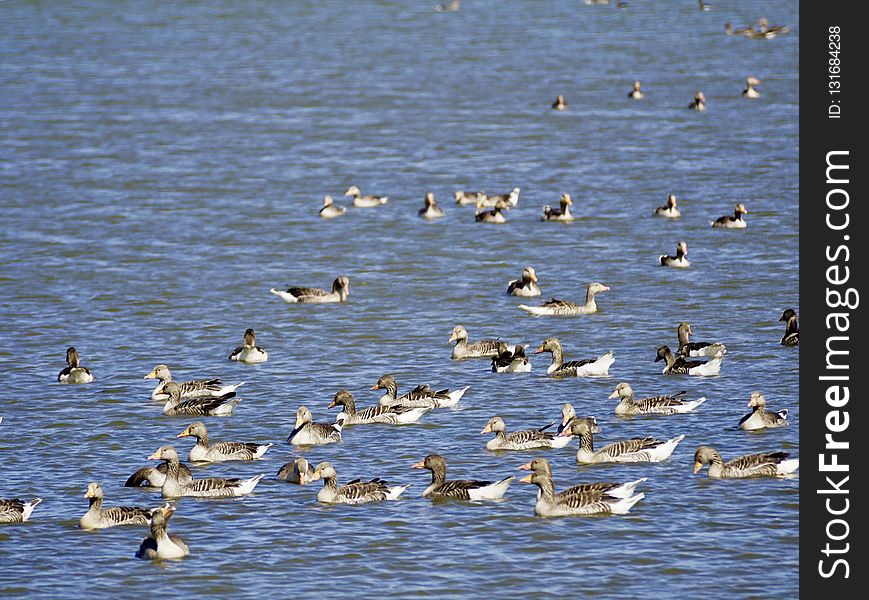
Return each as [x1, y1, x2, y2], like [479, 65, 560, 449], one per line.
[125, 460, 193, 488]
[677, 322, 727, 357]
[145, 364, 245, 402]
[655, 345, 722, 376]
[480, 416, 573, 451]
[518, 282, 610, 316]
[519, 458, 646, 499]
[753, 17, 789, 39]
[541, 193, 575, 222]
[712, 203, 748, 228]
[688, 91, 707, 111]
[344, 185, 388, 207]
[147, 445, 264, 498]
[79, 482, 150, 530]
[454, 190, 487, 205]
[0, 497, 43, 523]
[161, 382, 240, 417]
[328, 389, 430, 425]
[287, 406, 343, 446]
[309, 462, 410, 504]
[653, 194, 680, 218]
[697, 1, 710, 11]
[738, 391, 788, 430]
[276, 456, 316, 484]
[519, 466, 644, 516]
[628, 80, 644, 99]
[560, 419, 685, 464]
[319, 195, 347, 219]
[725, 22, 754, 36]
[436, 0, 460, 12]
[450, 325, 512, 359]
[608, 382, 706, 416]
[372, 375, 469, 408]
[693, 446, 799, 478]
[491, 345, 531, 373]
[551, 95, 567, 110]
[418, 192, 445, 220]
[227, 328, 268, 363]
[135, 504, 189, 560]
[412, 454, 513, 500]
[57, 347, 94, 383]
[534, 338, 614, 377]
[270, 275, 350, 304]
[506, 267, 541, 297]
[779, 309, 799, 346]
[659, 241, 690, 268]
[485, 187, 521, 207]
[742, 76, 761, 98]
[176, 422, 273, 462]
[475, 198, 510, 223]
[556, 404, 601, 435]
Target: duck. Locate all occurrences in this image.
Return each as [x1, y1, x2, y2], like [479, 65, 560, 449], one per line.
[480, 416, 573, 451]
[454, 190, 487, 205]
[779, 309, 799, 346]
[270, 275, 350, 304]
[742, 76, 761, 98]
[693, 446, 799, 478]
[688, 91, 707, 111]
[309, 462, 410, 504]
[372, 374, 469, 408]
[125, 459, 194, 488]
[0, 497, 43, 523]
[519, 458, 646, 499]
[551, 95, 567, 110]
[712, 203, 748, 228]
[475, 198, 510, 223]
[147, 445, 264, 498]
[725, 22, 754, 36]
[79, 482, 151, 530]
[506, 266, 541, 297]
[518, 282, 610, 316]
[436, 0, 460, 11]
[227, 328, 268, 363]
[677, 322, 727, 357]
[491, 345, 531, 373]
[659, 241, 689, 268]
[628, 80, 644, 99]
[57, 347, 94, 383]
[534, 337, 614, 377]
[412, 454, 514, 500]
[144, 364, 245, 402]
[541, 193, 575, 222]
[418, 192, 445, 220]
[327, 389, 430, 425]
[655, 345, 723, 376]
[560, 419, 685, 464]
[653, 194, 680, 218]
[160, 381, 240, 417]
[176, 422, 273, 462]
[344, 185, 388, 207]
[608, 382, 706, 416]
[518, 464, 645, 516]
[276, 456, 316, 484]
[556, 404, 601, 435]
[287, 406, 343, 446]
[135, 504, 189, 560]
[485, 187, 521, 207]
[450, 325, 511, 359]
[319, 195, 347, 219]
[738, 391, 788, 430]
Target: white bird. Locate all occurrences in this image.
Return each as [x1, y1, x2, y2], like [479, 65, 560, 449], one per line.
[659, 241, 690, 268]
[319, 195, 347, 219]
[418, 192, 445, 220]
[345, 185, 388, 207]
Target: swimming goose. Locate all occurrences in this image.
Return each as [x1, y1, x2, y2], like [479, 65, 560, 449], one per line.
[148, 445, 264, 498]
[688, 91, 707, 111]
[491, 345, 531, 373]
[693, 446, 799, 478]
[519, 466, 645, 516]
[659, 241, 689, 268]
[79, 482, 150, 530]
[653, 194, 680, 218]
[276, 456, 316, 484]
[697, 0, 710, 11]
[135, 504, 189, 560]
[485, 187, 521, 207]
[319, 195, 347, 219]
[560, 419, 685, 464]
[176, 422, 273, 462]
[418, 192, 445, 220]
[534, 338, 614, 377]
[742, 76, 761, 98]
[412, 454, 514, 500]
[628, 80, 644, 99]
[541, 193, 575, 222]
[450, 325, 511, 359]
[480, 416, 573, 451]
[125, 460, 194, 488]
[738, 391, 788, 431]
[779, 308, 799, 346]
[270, 275, 350, 304]
[556, 404, 601, 435]
[287, 406, 343, 445]
[677, 322, 726, 357]
[724, 22, 754, 36]
[328, 389, 430, 425]
[372, 375, 469, 408]
[454, 190, 487, 205]
[608, 382, 706, 416]
[161, 382, 240, 417]
[436, 0, 460, 12]
[57, 347, 94, 383]
[711, 203, 748, 228]
[518, 282, 610, 316]
[753, 17, 789, 39]
[0, 497, 43, 523]
[309, 462, 410, 504]
[145, 364, 245, 402]
[519, 458, 646, 499]
[475, 198, 510, 223]
[655, 345, 723, 376]
[551, 95, 567, 110]
[344, 185, 388, 207]
[506, 267, 541, 297]
[228, 328, 269, 363]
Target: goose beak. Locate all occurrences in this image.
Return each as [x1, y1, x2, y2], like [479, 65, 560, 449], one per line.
[83, 490, 92, 499]
[308, 471, 322, 483]
[369, 383, 379, 390]
[480, 424, 492, 435]
[518, 462, 533, 471]
[533, 344, 545, 354]
[607, 390, 620, 399]
[557, 428, 573, 438]
[693, 462, 702, 475]
[519, 474, 534, 484]
[147, 450, 161, 460]
[448, 333, 457, 342]
[327, 399, 337, 409]
[144, 369, 156, 379]
[411, 460, 425, 469]
[176, 428, 190, 438]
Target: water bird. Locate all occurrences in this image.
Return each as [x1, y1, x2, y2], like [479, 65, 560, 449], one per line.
[270, 275, 350, 303]
[628, 80, 644, 99]
[534, 338, 614, 377]
[541, 193, 575, 222]
[176, 421, 273, 462]
[711, 203, 748, 228]
[449, 325, 512, 359]
[655, 345, 723, 376]
[0, 497, 43, 523]
[491, 345, 531, 373]
[227, 328, 268, 363]
[147, 446, 264, 498]
[79, 482, 150, 530]
[309, 462, 410, 504]
[418, 192, 445, 220]
[659, 241, 689, 268]
[287, 406, 343, 445]
[276, 457, 315, 484]
[144, 364, 244, 402]
[677, 322, 726, 357]
[506, 266, 541, 297]
[518, 282, 610, 316]
[743, 76, 761, 98]
[371, 374, 469, 409]
[57, 347, 94, 383]
[688, 91, 707, 111]
[608, 382, 706, 416]
[135, 504, 189, 560]
[738, 391, 788, 430]
[560, 419, 685, 464]
[319, 195, 347, 219]
[327, 389, 430, 425]
[552, 95, 567, 110]
[475, 198, 510, 223]
[160, 381, 240, 417]
[480, 416, 573, 451]
[344, 185, 388, 207]
[779, 309, 799, 346]
[693, 446, 799, 478]
[653, 194, 679, 217]
[412, 454, 514, 500]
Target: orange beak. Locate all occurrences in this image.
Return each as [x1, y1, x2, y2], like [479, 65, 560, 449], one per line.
[411, 460, 425, 469]
[518, 462, 533, 471]
[519, 474, 534, 484]
[693, 462, 702, 475]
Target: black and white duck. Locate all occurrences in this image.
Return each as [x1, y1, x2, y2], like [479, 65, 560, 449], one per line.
[541, 193, 575, 222]
[659, 241, 690, 268]
[491, 345, 531, 373]
[677, 322, 726, 357]
[475, 198, 510, 223]
[689, 91, 707, 111]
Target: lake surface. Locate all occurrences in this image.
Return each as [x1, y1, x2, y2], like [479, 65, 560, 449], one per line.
[0, 1, 798, 598]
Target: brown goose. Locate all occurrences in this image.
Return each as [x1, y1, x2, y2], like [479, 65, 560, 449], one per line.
[79, 482, 150, 530]
[655, 345, 722, 376]
[411, 454, 513, 500]
[327, 389, 430, 425]
[135, 504, 189, 560]
[779, 309, 799, 346]
[276, 457, 316, 484]
[480, 416, 572, 451]
[144, 364, 244, 402]
[506, 267, 541, 297]
[125, 459, 193, 488]
[176, 422, 272, 462]
[711, 203, 748, 228]
[519, 458, 646, 499]
[693, 446, 799, 478]
[57, 347, 94, 383]
[270, 275, 350, 304]
[534, 337, 614, 377]
[287, 406, 343, 445]
[309, 462, 410, 504]
[518, 462, 645, 516]
[449, 325, 511, 359]
[0, 497, 43, 523]
[556, 404, 600, 435]
[147, 445, 264, 499]
[737, 392, 788, 431]
[518, 282, 610, 316]
[227, 328, 269, 363]
[372, 375, 468, 409]
[677, 322, 726, 357]
[161, 381, 240, 416]
[608, 382, 706, 416]
[560, 419, 685, 464]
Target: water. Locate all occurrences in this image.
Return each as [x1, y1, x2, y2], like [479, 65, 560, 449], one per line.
[0, 1, 798, 598]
